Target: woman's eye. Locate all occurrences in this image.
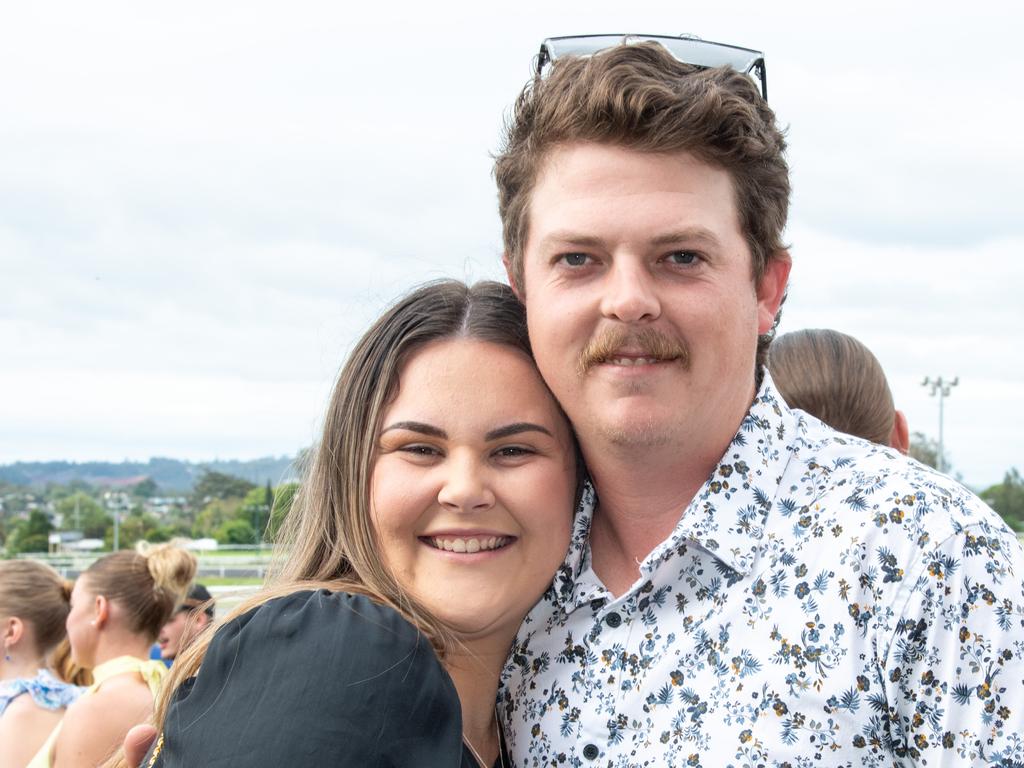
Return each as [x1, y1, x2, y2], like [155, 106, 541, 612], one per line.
[400, 445, 441, 458]
[494, 446, 534, 459]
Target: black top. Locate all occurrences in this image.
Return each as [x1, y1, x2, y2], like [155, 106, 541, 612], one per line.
[146, 589, 507, 767]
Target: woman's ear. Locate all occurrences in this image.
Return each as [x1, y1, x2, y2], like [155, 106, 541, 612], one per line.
[3, 616, 25, 647]
[93, 594, 110, 629]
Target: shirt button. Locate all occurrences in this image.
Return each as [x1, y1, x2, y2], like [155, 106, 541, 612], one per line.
[583, 743, 599, 760]
[605, 611, 622, 628]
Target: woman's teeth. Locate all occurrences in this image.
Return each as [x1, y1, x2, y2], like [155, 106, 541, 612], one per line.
[430, 536, 509, 553]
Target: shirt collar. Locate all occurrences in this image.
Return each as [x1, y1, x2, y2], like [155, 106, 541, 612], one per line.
[557, 373, 799, 608]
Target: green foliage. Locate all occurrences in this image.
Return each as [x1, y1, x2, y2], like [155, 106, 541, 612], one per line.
[215, 518, 257, 545]
[982, 468, 1024, 532]
[104, 507, 163, 549]
[267, 482, 300, 542]
[55, 492, 111, 538]
[192, 498, 242, 539]
[909, 432, 950, 472]
[190, 471, 257, 508]
[6, 510, 53, 554]
[132, 478, 159, 498]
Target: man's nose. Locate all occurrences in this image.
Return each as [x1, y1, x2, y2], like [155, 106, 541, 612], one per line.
[599, 259, 661, 323]
[436, 454, 495, 512]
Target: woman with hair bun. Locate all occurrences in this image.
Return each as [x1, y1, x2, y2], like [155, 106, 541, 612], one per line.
[27, 542, 196, 768]
[0, 560, 83, 767]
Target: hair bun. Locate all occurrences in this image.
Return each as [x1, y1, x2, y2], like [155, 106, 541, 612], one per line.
[137, 541, 198, 600]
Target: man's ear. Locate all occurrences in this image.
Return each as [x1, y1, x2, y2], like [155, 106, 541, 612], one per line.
[756, 251, 792, 335]
[890, 409, 910, 455]
[503, 253, 523, 300]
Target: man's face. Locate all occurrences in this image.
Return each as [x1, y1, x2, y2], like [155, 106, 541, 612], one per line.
[158, 608, 208, 660]
[515, 143, 789, 460]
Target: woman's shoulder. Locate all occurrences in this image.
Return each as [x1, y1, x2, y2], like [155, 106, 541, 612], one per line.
[155, 588, 463, 767]
[224, 588, 430, 660]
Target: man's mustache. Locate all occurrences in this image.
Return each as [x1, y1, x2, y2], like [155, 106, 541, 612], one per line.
[577, 327, 689, 376]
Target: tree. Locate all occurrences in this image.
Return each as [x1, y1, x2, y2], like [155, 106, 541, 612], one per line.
[267, 482, 300, 542]
[215, 518, 257, 545]
[132, 478, 159, 498]
[55, 492, 111, 539]
[192, 498, 242, 539]
[6, 510, 53, 554]
[190, 471, 256, 508]
[105, 507, 162, 549]
[908, 432, 950, 472]
[982, 468, 1024, 532]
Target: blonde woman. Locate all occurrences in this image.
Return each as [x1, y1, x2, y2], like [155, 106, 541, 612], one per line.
[128, 281, 577, 767]
[0, 561, 83, 768]
[30, 543, 195, 768]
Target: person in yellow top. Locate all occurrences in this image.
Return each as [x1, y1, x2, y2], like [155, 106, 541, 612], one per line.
[29, 542, 195, 768]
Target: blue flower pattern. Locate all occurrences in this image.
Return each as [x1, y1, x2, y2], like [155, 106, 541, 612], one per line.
[500, 376, 1024, 767]
[0, 669, 82, 715]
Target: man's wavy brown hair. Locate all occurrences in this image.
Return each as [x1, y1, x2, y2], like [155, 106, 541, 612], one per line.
[494, 41, 791, 370]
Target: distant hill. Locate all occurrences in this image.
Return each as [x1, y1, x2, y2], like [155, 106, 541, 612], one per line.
[0, 456, 299, 492]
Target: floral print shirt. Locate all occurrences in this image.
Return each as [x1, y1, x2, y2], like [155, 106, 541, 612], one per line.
[500, 376, 1024, 767]
[0, 669, 82, 714]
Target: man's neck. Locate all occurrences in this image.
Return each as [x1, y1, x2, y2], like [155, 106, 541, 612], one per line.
[582, 412, 745, 597]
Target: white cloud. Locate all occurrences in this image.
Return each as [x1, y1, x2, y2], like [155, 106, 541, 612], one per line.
[1, 0, 1021, 488]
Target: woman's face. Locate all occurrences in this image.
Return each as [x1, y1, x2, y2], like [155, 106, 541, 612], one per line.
[371, 338, 576, 641]
[65, 577, 99, 667]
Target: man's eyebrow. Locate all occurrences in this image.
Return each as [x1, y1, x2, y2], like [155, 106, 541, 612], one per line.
[485, 423, 554, 441]
[537, 228, 723, 249]
[648, 228, 723, 248]
[537, 231, 605, 249]
[380, 421, 447, 439]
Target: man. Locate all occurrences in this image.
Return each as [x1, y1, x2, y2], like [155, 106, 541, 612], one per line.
[157, 583, 214, 663]
[494, 39, 1024, 766]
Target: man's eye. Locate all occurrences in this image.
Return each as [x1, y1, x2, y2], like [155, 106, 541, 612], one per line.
[560, 253, 589, 267]
[667, 251, 699, 265]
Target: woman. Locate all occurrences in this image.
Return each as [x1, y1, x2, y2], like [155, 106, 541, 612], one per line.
[138, 280, 578, 767]
[768, 328, 910, 452]
[0, 561, 82, 768]
[29, 543, 196, 768]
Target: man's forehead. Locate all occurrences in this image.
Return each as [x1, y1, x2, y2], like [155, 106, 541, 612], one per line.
[525, 143, 742, 245]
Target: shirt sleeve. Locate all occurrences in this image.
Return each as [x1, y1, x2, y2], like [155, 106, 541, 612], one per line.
[883, 521, 1024, 765]
[153, 589, 464, 767]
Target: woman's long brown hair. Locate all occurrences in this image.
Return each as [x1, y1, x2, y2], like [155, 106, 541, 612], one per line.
[115, 280, 538, 766]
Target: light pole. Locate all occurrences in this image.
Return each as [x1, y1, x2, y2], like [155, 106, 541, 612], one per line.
[921, 376, 959, 473]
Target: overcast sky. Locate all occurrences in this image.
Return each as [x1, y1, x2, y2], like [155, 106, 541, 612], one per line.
[1, 1, 1021, 489]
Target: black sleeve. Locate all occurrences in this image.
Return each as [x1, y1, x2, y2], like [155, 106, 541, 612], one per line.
[151, 589, 464, 767]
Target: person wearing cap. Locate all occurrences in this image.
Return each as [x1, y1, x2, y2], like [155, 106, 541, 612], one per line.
[157, 585, 214, 663]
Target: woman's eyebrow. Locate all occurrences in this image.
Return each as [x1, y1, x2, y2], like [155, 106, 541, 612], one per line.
[380, 421, 447, 438]
[485, 423, 554, 441]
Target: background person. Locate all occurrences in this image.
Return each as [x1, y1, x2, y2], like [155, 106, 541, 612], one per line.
[129, 280, 576, 768]
[28, 542, 195, 768]
[156, 584, 214, 663]
[768, 328, 910, 452]
[0, 561, 83, 768]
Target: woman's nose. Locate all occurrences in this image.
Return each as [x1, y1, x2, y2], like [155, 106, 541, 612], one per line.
[436, 454, 495, 512]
